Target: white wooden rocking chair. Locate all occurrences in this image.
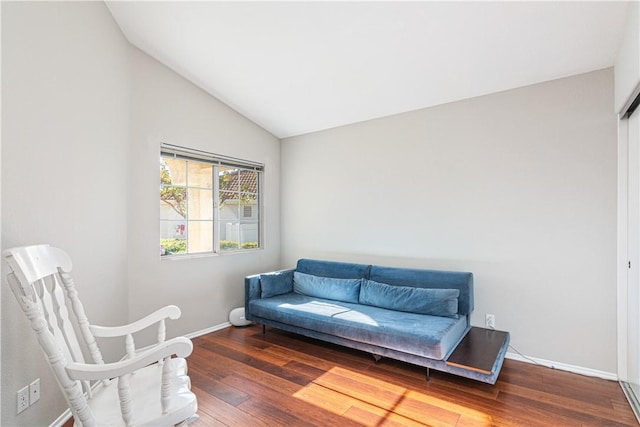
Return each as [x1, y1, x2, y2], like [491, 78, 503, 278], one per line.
[4, 244, 198, 426]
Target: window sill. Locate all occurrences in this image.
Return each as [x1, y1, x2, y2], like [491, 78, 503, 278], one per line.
[160, 248, 263, 261]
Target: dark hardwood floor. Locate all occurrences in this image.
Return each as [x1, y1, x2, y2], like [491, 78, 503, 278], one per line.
[187, 325, 638, 426]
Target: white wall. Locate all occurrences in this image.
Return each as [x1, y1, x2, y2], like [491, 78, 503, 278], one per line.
[126, 48, 281, 341]
[1, 3, 281, 426]
[281, 69, 618, 373]
[614, 0, 640, 114]
[1, 3, 4, 422]
[0, 2, 620, 425]
[1, 2, 131, 426]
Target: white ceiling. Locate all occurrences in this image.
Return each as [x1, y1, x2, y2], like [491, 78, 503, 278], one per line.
[106, 1, 630, 139]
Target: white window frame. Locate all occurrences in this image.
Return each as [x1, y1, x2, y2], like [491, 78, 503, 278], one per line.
[160, 143, 264, 257]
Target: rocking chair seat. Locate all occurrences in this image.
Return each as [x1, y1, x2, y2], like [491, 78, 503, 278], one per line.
[84, 358, 196, 427]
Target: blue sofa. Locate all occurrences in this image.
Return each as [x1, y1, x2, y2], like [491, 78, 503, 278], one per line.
[245, 259, 509, 384]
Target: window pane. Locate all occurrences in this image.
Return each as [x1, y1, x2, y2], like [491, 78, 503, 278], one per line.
[161, 157, 186, 186]
[240, 194, 258, 220]
[188, 221, 213, 253]
[187, 188, 213, 220]
[188, 161, 213, 188]
[239, 170, 258, 194]
[237, 200, 258, 221]
[219, 221, 240, 251]
[239, 221, 259, 249]
[219, 191, 236, 209]
[160, 220, 187, 256]
[219, 167, 239, 191]
[219, 220, 259, 250]
[240, 191, 258, 201]
[160, 186, 186, 220]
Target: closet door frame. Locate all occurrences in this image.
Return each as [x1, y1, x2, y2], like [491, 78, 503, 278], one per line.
[618, 93, 640, 421]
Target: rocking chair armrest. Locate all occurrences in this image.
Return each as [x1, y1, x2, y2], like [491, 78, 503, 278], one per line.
[66, 336, 193, 381]
[89, 305, 182, 338]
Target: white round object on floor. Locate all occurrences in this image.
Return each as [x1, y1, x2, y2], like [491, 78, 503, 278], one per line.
[229, 307, 252, 327]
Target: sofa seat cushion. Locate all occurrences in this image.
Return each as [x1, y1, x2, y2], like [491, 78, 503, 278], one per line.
[249, 293, 467, 360]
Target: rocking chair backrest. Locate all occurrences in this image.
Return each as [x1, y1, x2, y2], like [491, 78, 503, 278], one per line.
[4, 244, 104, 419]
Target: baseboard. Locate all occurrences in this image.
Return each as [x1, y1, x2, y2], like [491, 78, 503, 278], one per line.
[185, 321, 232, 339]
[506, 352, 618, 381]
[50, 409, 72, 427]
[620, 381, 640, 424]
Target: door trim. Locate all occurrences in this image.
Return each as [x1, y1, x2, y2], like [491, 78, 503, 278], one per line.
[618, 115, 629, 381]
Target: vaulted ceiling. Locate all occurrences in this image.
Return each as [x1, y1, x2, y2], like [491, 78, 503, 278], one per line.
[106, 1, 630, 138]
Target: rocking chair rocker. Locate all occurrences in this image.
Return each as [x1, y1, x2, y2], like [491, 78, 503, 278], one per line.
[4, 244, 198, 426]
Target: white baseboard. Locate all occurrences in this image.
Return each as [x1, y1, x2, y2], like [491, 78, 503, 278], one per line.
[506, 352, 618, 381]
[185, 321, 232, 339]
[50, 410, 72, 427]
[620, 381, 640, 424]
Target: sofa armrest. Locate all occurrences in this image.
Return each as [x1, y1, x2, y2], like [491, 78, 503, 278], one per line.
[245, 269, 295, 320]
[244, 273, 262, 317]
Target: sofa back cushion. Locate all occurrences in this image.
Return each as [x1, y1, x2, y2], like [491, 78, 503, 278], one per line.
[359, 279, 460, 318]
[260, 270, 294, 299]
[296, 259, 370, 280]
[293, 271, 362, 303]
[369, 266, 473, 316]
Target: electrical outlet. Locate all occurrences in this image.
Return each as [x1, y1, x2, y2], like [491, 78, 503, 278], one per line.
[17, 386, 29, 414]
[485, 313, 496, 329]
[30, 378, 40, 405]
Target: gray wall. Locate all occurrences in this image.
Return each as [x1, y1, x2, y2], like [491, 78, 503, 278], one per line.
[614, 0, 639, 112]
[281, 69, 618, 373]
[126, 48, 280, 341]
[0, 1, 621, 425]
[1, 2, 131, 425]
[1, 2, 281, 425]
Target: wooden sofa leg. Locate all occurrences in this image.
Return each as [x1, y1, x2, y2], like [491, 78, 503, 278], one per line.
[425, 367, 430, 382]
[262, 325, 266, 334]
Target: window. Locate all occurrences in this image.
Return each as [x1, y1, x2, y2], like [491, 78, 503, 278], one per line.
[160, 144, 263, 257]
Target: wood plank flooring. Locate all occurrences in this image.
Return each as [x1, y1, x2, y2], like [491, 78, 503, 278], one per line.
[186, 325, 638, 426]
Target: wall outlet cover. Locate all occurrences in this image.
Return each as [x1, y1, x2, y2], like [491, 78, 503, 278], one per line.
[17, 386, 29, 414]
[29, 378, 40, 405]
